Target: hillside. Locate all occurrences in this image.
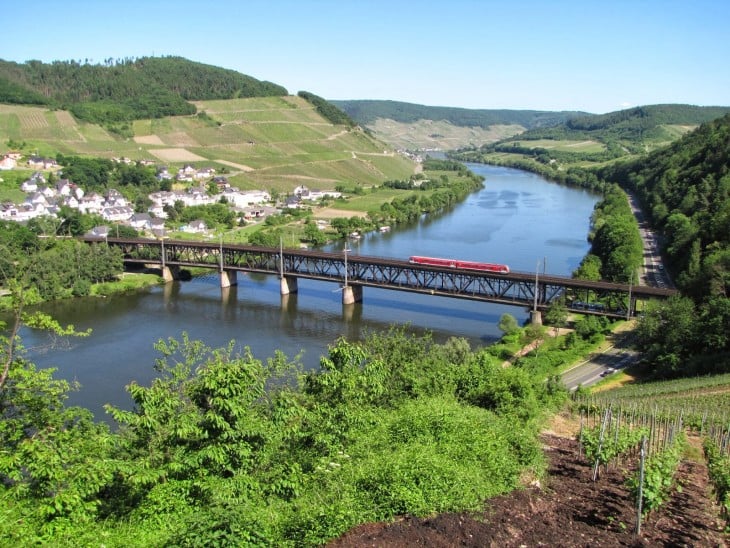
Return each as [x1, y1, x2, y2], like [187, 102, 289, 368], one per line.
[0, 96, 415, 194]
[0, 56, 287, 126]
[452, 104, 730, 171]
[332, 99, 586, 151]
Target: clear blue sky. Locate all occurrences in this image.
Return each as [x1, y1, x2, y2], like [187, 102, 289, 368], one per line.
[3, 0, 729, 114]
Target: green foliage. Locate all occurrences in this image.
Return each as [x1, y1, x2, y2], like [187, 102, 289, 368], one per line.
[498, 313, 519, 336]
[703, 438, 730, 527]
[580, 424, 646, 470]
[584, 184, 643, 282]
[0, 318, 579, 545]
[298, 91, 355, 127]
[627, 435, 684, 517]
[332, 99, 583, 129]
[178, 203, 236, 230]
[0, 57, 287, 127]
[600, 114, 730, 299]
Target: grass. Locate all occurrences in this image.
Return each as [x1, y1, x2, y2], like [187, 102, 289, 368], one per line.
[509, 139, 606, 153]
[0, 97, 414, 195]
[91, 273, 163, 296]
[330, 189, 414, 212]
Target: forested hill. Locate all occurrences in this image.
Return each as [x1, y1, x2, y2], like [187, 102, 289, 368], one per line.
[596, 114, 730, 377]
[600, 113, 730, 301]
[0, 56, 287, 125]
[331, 99, 586, 129]
[497, 104, 730, 148]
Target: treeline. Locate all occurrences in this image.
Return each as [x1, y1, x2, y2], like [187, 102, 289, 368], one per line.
[573, 185, 643, 283]
[453, 104, 730, 165]
[457, 111, 730, 379]
[331, 99, 585, 129]
[0, 221, 123, 299]
[0, 318, 568, 545]
[298, 91, 355, 127]
[598, 113, 730, 301]
[0, 56, 288, 127]
[599, 114, 730, 378]
[451, 148, 608, 193]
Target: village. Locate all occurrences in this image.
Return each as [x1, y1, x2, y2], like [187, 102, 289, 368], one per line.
[0, 152, 342, 238]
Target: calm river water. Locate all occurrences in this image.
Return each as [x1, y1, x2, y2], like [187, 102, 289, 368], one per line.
[23, 164, 600, 419]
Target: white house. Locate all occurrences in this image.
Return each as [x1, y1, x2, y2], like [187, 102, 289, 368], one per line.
[194, 167, 215, 180]
[27, 156, 57, 169]
[129, 213, 152, 230]
[221, 188, 271, 208]
[101, 206, 134, 222]
[182, 219, 207, 233]
[78, 193, 105, 214]
[20, 179, 38, 193]
[0, 156, 17, 170]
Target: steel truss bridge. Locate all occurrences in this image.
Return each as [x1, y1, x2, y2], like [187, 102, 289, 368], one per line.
[89, 237, 676, 318]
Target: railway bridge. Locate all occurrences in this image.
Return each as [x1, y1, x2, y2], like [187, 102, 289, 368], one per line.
[88, 237, 677, 322]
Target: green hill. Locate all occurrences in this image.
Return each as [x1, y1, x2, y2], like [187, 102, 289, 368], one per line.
[0, 96, 415, 194]
[332, 99, 586, 129]
[451, 104, 730, 172]
[331, 99, 587, 151]
[0, 56, 288, 127]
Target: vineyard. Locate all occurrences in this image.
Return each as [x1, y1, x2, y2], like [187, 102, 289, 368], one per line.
[331, 374, 730, 546]
[575, 373, 730, 534]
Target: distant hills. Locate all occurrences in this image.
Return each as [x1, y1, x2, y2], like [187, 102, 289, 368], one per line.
[333, 100, 730, 152]
[332, 100, 587, 151]
[497, 104, 730, 148]
[331, 100, 585, 129]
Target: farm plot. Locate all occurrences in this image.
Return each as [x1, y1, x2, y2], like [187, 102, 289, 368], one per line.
[511, 139, 606, 153]
[149, 148, 207, 162]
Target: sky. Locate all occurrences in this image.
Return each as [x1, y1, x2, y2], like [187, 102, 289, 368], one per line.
[3, 0, 729, 114]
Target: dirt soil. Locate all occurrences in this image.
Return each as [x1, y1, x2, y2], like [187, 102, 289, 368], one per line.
[329, 426, 728, 547]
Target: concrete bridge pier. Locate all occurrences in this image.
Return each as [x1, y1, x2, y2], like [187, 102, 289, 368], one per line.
[280, 275, 298, 295]
[161, 265, 181, 283]
[342, 284, 363, 305]
[530, 310, 543, 325]
[220, 269, 238, 288]
[220, 285, 237, 304]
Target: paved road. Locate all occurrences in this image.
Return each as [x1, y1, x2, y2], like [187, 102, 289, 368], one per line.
[561, 332, 640, 390]
[627, 192, 674, 289]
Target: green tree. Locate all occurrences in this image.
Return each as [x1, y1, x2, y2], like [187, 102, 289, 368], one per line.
[544, 300, 568, 336]
[497, 314, 519, 336]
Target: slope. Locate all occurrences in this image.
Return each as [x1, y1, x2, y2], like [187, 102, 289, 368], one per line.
[333, 99, 587, 151]
[0, 95, 415, 193]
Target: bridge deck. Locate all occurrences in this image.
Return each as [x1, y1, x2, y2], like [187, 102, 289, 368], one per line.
[87, 237, 676, 318]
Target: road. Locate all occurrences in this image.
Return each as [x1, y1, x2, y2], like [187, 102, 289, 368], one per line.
[561, 331, 640, 390]
[626, 192, 674, 289]
[561, 192, 671, 390]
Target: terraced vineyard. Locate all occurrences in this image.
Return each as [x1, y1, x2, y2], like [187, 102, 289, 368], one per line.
[581, 372, 730, 430]
[0, 96, 415, 194]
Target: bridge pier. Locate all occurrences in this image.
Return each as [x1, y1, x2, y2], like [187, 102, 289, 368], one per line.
[161, 265, 181, 283]
[220, 269, 238, 288]
[342, 284, 363, 305]
[280, 275, 298, 295]
[530, 310, 543, 326]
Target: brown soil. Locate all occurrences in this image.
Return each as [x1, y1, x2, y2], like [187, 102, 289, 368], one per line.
[329, 427, 728, 547]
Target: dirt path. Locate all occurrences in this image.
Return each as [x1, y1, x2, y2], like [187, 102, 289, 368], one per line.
[329, 428, 728, 547]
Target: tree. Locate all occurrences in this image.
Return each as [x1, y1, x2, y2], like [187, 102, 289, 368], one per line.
[521, 323, 546, 356]
[573, 254, 602, 280]
[0, 280, 110, 530]
[544, 300, 568, 336]
[304, 221, 327, 246]
[497, 314, 519, 337]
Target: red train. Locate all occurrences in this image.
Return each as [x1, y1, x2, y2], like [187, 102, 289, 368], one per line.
[408, 255, 510, 274]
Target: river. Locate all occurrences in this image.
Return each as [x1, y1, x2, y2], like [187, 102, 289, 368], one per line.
[22, 164, 600, 419]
